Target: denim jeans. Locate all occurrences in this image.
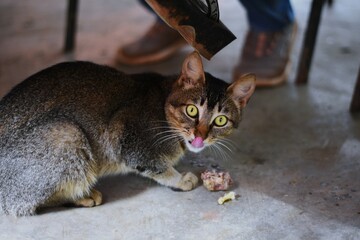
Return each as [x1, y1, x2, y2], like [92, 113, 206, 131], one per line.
[139, 0, 294, 32]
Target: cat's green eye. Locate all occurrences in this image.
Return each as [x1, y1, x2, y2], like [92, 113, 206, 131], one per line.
[186, 104, 198, 118]
[214, 115, 228, 127]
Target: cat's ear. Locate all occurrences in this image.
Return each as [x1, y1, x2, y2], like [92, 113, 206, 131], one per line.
[177, 51, 205, 89]
[227, 74, 256, 109]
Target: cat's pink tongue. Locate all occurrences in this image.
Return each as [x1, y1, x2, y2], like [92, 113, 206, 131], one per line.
[191, 137, 204, 148]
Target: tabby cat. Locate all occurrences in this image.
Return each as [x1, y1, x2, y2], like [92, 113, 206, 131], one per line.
[0, 51, 255, 216]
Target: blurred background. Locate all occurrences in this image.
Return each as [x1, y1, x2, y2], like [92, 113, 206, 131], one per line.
[0, 0, 360, 239]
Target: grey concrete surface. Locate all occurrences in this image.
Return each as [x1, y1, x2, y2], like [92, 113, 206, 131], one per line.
[1, 0, 360, 239]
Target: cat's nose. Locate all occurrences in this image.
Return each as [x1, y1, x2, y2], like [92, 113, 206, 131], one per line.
[194, 123, 208, 140]
[191, 137, 204, 148]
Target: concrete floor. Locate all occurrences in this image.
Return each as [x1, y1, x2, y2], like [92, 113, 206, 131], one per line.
[1, 0, 360, 239]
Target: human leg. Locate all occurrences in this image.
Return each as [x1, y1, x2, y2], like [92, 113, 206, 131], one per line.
[234, 0, 297, 87]
[240, 0, 294, 31]
[116, 0, 186, 65]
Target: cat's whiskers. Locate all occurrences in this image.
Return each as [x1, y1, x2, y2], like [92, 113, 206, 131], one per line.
[146, 125, 183, 139]
[152, 134, 182, 148]
[147, 122, 188, 148]
[145, 125, 180, 132]
[150, 127, 183, 147]
[217, 138, 237, 152]
[216, 141, 233, 153]
[149, 120, 169, 123]
[208, 145, 220, 161]
[153, 129, 182, 138]
[211, 141, 234, 162]
[219, 138, 237, 150]
[209, 144, 228, 162]
[146, 120, 177, 127]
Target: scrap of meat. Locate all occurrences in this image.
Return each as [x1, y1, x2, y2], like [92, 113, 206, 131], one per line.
[201, 169, 233, 191]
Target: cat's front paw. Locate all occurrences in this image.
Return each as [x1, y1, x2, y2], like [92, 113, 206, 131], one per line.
[174, 172, 198, 191]
[74, 189, 103, 207]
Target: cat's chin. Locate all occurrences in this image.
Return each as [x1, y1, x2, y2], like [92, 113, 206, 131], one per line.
[185, 141, 206, 153]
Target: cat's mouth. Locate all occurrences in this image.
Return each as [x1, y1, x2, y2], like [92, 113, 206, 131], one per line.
[186, 137, 206, 153]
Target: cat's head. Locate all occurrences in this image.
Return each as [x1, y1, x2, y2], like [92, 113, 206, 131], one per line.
[165, 51, 255, 153]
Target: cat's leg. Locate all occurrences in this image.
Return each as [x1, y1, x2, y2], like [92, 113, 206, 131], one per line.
[0, 155, 62, 216]
[1, 137, 61, 216]
[141, 167, 198, 191]
[45, 182, 102, 208]
[40, 121, 102, 209]
[1, 121, 101, 216]
[73, 189, 102, 207]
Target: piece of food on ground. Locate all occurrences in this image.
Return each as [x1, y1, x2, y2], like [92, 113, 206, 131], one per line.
[201, 169, 233, 191]
[218, 191, 236, 205]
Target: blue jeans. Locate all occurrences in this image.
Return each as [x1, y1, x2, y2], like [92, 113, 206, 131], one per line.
[139, 0, 294, 32]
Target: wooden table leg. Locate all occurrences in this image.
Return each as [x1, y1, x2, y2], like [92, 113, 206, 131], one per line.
[350, 67, 360, 113]
[64, 0, 79, 53]
[295, 0, 325, 85]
